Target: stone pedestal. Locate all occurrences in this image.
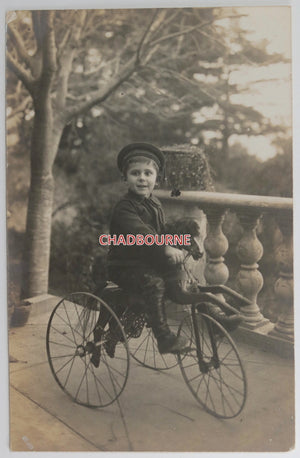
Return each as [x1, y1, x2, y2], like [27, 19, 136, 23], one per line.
[236, 211, 268, 328]
[203, 207, 229, 303]
[269, 213, 294, 341]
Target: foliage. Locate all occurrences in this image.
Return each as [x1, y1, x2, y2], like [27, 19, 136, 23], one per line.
[49, 180, 126, 293]
[213, 137, 292, 196]
[6, 7, 292, 301]
[49, 218, 106, 294]
[241, 138, 292, 197]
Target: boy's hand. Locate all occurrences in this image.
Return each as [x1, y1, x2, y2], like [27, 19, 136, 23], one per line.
[164, 246, 185, 265]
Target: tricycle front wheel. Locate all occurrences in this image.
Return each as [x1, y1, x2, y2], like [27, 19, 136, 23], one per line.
[177, 312, 247, 419]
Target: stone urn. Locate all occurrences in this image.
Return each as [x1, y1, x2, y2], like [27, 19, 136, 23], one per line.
[10, 300, 32, 327]
[161, 143, 214, 193]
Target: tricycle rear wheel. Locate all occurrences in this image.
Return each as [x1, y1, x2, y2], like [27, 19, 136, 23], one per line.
[130, 326, 178, 370]
[46, 292, 130, 408]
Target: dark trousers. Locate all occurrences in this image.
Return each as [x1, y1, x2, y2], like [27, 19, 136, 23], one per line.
[108, 262, 210, 312]
[108, 265, 170, 338]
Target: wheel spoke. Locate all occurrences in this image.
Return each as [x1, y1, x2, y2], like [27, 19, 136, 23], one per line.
[102, 356, 127, 379]
[74, 356, 91, 401]
[54, 310, 83, 341]
[85, 354, 90, 405]
[157, 344, 170, 369]
[51, 354, 77, 359]
[63, 354, 76, 389]
[207, 369, 235, 416]
[216, 366, 242, 406]
[47, 292, 130, 408]
[85, 305, 100, 341]
[220, 362, 245, 382]
[130, 325, 177, 371]
[85, 361, 116, 401]
[150, 333, 157, 367]
[195, 374, 205, 395]
[178, 313, 246, 419]
[50, 325, 77, 346]
[142, 331, 151, 364]
[55, 354, 77, 375]
[213, 367, 227, 416]
[48, 340, 75, 349]
[188, 372, 202, 383]
[90, 364, 103, 405]
[63, 299, 82, 343]
[181, 361, 199, 370]
[102, 354, 123, 391]
[218, 346, 235, 364]
[209, 369, 244, 397]
[102, 353, 120, 400]
[202, 373, 217, 412]
[131, 331, 150, 356]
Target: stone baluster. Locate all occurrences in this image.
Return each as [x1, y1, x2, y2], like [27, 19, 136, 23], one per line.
[269, 213, 293, 341]
[203, 207, 229, 299]
[235, 210, 268, 327]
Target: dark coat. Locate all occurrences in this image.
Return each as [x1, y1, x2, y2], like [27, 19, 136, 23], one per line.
[107, 190, 166, 268]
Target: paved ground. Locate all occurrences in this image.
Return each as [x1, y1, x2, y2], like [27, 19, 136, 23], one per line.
[8, 295, 295, 452]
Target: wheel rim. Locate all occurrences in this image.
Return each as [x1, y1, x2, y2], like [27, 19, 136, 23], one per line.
[130, 326, 178, 370]
[46, 292, 130, 408]
[177, 312, 247, 419]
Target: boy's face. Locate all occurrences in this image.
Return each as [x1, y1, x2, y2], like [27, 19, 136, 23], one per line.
[125, 160, 158, 198]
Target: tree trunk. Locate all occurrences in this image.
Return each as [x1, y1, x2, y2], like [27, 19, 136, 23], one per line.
[222, 128, 229, 158]
[21, 171, 54, 298]
[21, 99, 62, 298]
[220, 70, 230, 179]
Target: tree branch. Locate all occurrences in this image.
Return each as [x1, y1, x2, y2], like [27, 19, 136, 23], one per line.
[41, 11, 57, 74]
[66, 92, 87, 101]
[7, 95, 32, 116]
[145, 64, 217, 102]
[32, 11, 43, 51]
[64, 12, 163, 119]
[6, 51, 35, 94]
[52, 200, 75, 218]
[148, 14, 248, 48]
[147, 50, 198, 67]
[146, 9, 179, 42]
[135, 9, 159, 65]
[143, 44, 160, 65]
[57, 29, 71, 58]
[148, 20, 215, 47]
[7, 23, 35, 73]
[56, 11, 87, 110]
[65, 57, 137, 120]
[36, 10, 57, 99]
[196, 28, 227, 50]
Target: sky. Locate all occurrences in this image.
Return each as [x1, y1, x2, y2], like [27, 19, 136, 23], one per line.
[224, 6, 292, 160]
[239, 6, 291, 57]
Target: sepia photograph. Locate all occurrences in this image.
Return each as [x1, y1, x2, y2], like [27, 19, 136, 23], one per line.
[5, 1, 294, 453]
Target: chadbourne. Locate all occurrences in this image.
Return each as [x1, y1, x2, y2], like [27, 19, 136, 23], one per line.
[99, 233, 191, 247]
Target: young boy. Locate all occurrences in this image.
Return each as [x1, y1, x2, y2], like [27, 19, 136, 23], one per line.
[107, 142, 191, 353]
[107, 143, 240, 354]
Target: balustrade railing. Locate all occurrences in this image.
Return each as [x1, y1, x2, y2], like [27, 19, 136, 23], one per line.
[156, 189, 293, 342]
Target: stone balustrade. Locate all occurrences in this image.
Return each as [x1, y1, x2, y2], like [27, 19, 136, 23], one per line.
[155, 189, 293, 343]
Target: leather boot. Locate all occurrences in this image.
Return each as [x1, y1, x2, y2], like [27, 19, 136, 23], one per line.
[145, 299, 188, 354]
[145, 299, 171, 340]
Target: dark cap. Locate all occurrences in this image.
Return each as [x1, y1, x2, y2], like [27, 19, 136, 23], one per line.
[117, 143, 165, 173]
